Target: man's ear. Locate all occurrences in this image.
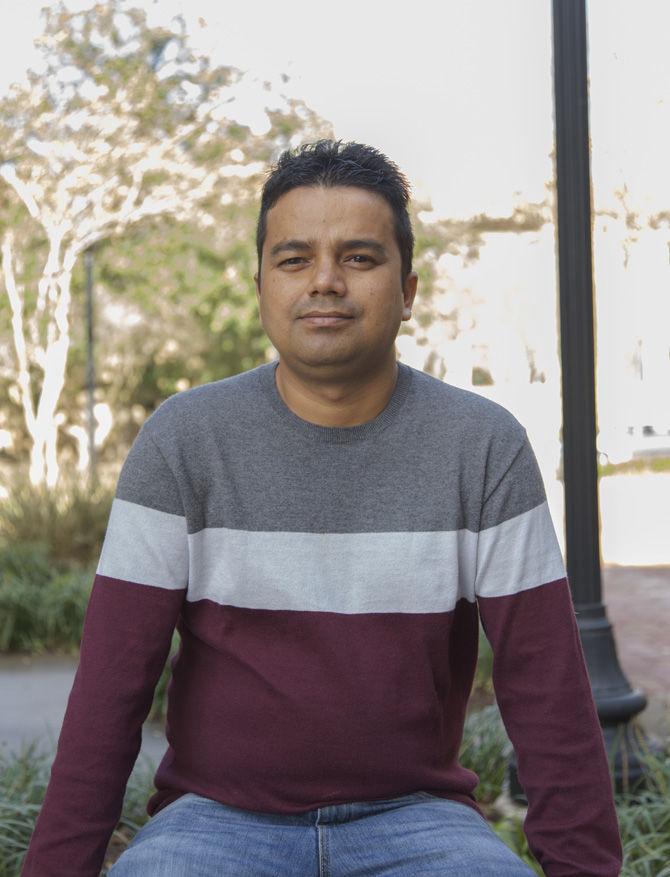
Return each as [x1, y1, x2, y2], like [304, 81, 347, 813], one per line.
[254, 271, 260, 302]
[401, 271, 418, 321]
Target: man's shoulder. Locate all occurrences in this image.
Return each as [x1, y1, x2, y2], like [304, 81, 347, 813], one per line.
[142, 362, 270, 438]
[406, 364, 526, 442]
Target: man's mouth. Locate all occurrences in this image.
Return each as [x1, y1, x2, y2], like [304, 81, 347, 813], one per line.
[299, 313, 354, 326]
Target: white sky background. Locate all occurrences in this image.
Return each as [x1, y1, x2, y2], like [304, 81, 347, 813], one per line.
[0, 0, 667, 218]
[0, 0, 551, 218]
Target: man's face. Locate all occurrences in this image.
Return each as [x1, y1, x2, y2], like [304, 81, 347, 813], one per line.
[255, 185, 417, 376]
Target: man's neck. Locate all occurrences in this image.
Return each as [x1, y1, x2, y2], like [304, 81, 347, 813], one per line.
[274, 357, 399, 428]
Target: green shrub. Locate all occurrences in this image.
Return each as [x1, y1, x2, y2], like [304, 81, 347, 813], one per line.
[490, 814, 543, 875]
[616, 742, 670, 877]
[147, 632, 181, 724]
[475, 622, 494, 694]
[0, 543, 54, 586]
[0, 577, 40, 653]
[36, 566, 94, 653]
[3, 725, 669, 876]
[488, 741, 670, 876]
[101, 753, 158, 873]
[0, 739, 158, 876]
[0, 471, 114, 570]
[459, 703, 511, 804]
[599, 455, 670, 478]
[0, 470, 113, 654]
[0, 741, 47, 877]
[0, 543, 92, 654]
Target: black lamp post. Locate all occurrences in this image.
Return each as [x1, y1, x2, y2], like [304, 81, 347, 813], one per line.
[552, 0, 651, 789]
[508, 0, 650, 802]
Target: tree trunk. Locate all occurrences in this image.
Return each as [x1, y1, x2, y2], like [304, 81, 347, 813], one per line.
[3, 230, 73, 488]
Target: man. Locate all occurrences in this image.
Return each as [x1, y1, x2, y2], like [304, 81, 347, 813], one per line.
[22, 140, 623, 876]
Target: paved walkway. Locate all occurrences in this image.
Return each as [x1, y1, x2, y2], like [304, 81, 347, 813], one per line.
[1, 565, 667, 772]
[0, 654, 168, 767]
[601, 564, 670, 743]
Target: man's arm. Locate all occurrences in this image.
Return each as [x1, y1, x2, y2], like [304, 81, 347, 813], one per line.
[474, 426, 622, 877]
[21, 418, 188, 877]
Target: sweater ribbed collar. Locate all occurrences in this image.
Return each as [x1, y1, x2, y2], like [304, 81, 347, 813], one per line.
[256, 359, 412, 443]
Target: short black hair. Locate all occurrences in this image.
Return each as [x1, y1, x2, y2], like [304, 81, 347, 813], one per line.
[256, 139, 415, 280]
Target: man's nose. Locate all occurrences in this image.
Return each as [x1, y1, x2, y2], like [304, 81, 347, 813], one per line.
[311, 256, 346, 295]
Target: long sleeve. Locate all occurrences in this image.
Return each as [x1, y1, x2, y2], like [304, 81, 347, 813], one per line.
[21, 421, 188, 877]
[475, 427, 622, 877]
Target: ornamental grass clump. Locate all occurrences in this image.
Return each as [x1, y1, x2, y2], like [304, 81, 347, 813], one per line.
[0, 741, 47, 877]
[616, 739, 670, 877]
[0, 542, 92, 654]
[0, 739, 158, 876]
[459, 703, 511, 806]
[0, 469, 113, 654]
[486, 729, 670, 876]
[2, 725, 669, 876]
[0, 470, 114, 570]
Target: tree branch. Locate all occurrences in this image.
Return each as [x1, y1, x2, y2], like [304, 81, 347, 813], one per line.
[1, 231, 37, 434]
[0, 163, 42, 221]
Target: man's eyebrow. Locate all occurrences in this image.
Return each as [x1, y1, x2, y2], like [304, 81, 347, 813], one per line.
[269, 238, 389, 258]
[343, 239, 388, 257]
[269, 239, 312, 258]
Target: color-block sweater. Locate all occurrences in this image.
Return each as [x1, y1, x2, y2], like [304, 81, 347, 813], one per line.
[21, 360, 623, 877]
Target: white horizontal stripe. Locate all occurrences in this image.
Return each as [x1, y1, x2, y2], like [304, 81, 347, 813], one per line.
[187, 528, 479, 613]
[96, 498, 189, 590]
[475, 501, 566, 599]
[95, 499, 565, 610]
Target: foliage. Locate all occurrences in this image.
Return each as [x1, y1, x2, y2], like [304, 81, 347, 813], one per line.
[3, 726, 669, 876]
[475, 622, 494, 695]
[0, 741, 47, 877]
[0, 532, 172, 730]
[146, 631, 180, 724]
[472, 365, 494, 386]
[0, 466, 109, 654]
[102, 752, 158, 872]
[0, 542, 53, 588]
[598, 455, 670, 478]
[0, 0, 331, 483]
[62, 208, 273, 461]
[0, 738, 157, 876]
[615, 738, 670, 877]
[490, 814, 543, 875]
[487, 742, 670, 877]
[0, 1, 467, 480]
[0, 468, 114, 569]
[0, 542, 92, 654]
[459, 704, 511, 805]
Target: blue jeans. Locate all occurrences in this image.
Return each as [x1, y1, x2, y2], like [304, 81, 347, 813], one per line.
[109, 791, 537, 876]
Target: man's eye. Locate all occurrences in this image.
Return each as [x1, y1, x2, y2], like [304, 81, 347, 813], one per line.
[280, 257, 305, 266]
[347, 255, 373, 264]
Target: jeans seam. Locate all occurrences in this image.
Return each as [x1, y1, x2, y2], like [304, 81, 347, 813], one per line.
[317, 823, 330, 877]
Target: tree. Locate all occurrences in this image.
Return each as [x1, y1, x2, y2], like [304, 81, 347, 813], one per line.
[0, 0, 329, 487]
[1, 1, 542, 492]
